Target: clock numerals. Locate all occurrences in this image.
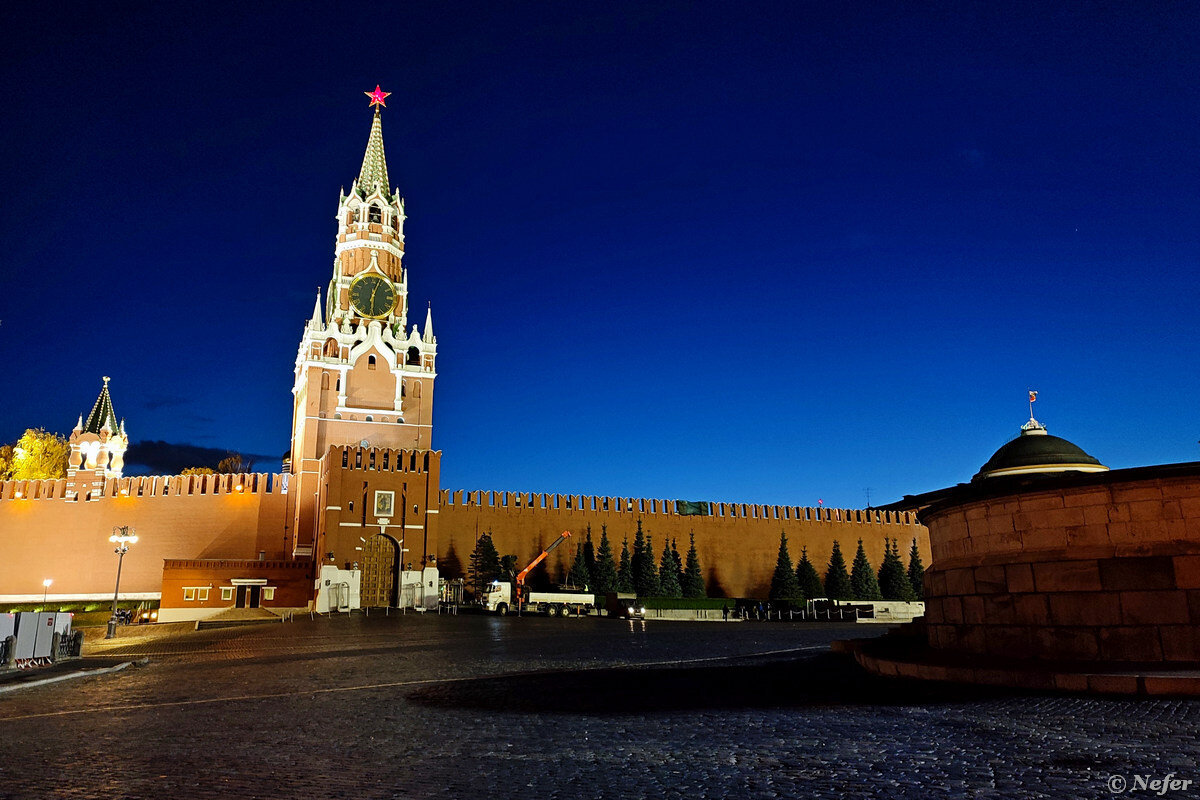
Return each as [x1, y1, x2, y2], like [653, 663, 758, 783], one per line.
[350, 275, 396, 318]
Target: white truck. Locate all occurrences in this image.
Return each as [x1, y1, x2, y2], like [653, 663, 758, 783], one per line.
[481, 580, 594, 616]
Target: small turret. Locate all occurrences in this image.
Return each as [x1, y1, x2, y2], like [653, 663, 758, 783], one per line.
[309, 290, 323, 330]
[423, 303, 434, 343]
[67, 377, 129, 494]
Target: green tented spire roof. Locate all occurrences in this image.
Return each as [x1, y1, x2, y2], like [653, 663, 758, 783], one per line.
[357, 108, 390, 199]
[83, 377, 120, 435]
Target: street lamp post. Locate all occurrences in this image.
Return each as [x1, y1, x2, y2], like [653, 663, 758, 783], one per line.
[42, 579, 52, 609]
[106, 526, 138, 639]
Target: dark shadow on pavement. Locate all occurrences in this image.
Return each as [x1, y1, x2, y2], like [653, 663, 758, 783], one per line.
[407, 653, 1020, 714]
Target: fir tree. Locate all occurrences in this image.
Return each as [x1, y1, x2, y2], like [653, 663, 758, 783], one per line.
[769, 531, 802, 601]
[824, 540, 853, 600]
[878, 538, 916, 600]
[907, 538, 926, 599]
[849, 539, 883, 600]
[658, 538, 682, 598]
[671, 538, 684, 589]
[682, 532, 706, 598]
[583, 526, 597, 577]
[617, 537, 634, 593]
[569, 538, 592, 589]
[468, 532, 501, 596]
[630, 519, 647, 586]
[795, 546, 824, 599]
[592, 525, 619, 594]
[635, 531, 661, 597]
[499, 554, 518, 581]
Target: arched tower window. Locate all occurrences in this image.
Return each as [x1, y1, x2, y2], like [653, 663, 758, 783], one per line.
[406, 346, 420, 365]
[368, 355, 377, 370]
[323, 339, 338, 358]
[369, 205, 382, 224]
[321, 373, 330, 390]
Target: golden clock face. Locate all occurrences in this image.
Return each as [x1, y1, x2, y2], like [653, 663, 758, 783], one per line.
[349, 274, 397, 319]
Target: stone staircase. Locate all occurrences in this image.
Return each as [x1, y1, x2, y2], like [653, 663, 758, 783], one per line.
[194, 607, 284, 630]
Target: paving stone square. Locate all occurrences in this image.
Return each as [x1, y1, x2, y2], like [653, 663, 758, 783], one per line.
[1, 616, 1197, 799]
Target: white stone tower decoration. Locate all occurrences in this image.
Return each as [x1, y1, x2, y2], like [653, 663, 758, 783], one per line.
[67, 377, 129, 498]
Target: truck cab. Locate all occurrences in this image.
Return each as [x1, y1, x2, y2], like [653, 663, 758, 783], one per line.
[480, 580, 514, 614]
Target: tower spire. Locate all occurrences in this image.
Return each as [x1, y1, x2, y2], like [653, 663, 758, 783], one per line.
[309, 289, 323, 329]
[83, 376, 119, 435]
[358, 87, 391, 199]
[423, 303, 434, 343]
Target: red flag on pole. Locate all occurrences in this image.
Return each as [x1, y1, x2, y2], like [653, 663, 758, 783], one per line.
[1029, 391, 1038, 403]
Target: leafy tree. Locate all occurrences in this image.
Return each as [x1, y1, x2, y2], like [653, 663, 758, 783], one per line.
[468, 532, 501, 596]
[824, 541, 853, 600]
[796, 546, 824, 599]
[180, 466, 216, 475]
[850, 539, 883, 600]
[682, 533, 706, 598]
[878, 538, 917, 600]
[658, 538, 682, 598]
[769, 531, 803, 601]
[569, 539, 592, 589]
[907, 538, 926, 599]
[1, 429, 70, 480]
[592, 525, 618, 594]
[617, 537, 634, 592]
[217, 451, 254, 474]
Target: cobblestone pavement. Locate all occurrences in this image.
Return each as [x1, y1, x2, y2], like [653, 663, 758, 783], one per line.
[1, 615, 1198, 799]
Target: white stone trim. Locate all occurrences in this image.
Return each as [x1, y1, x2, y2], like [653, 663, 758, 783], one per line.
[335, 238, 404, 260]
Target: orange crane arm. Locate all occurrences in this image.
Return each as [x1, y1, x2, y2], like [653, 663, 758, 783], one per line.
[515, 531, 571, 588]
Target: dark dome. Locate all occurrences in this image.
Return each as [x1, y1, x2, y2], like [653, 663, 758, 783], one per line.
[973, 425, 1107, 481]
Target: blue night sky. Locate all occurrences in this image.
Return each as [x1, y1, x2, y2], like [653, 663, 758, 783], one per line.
[3, 2, 1198, 507]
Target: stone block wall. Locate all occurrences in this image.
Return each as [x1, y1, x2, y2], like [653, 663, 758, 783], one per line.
[921, 468, 1200, 662]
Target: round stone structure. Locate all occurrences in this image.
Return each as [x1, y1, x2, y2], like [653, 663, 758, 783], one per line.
[918, 453, 1200, 664]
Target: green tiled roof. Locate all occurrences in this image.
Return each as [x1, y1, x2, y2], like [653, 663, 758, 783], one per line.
[357, 108, 390, 199]
[82, 377, 120, 435]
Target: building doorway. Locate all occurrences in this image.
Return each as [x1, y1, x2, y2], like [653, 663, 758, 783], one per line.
[235, 585, 262, 608]
[361, 533, 400, 607]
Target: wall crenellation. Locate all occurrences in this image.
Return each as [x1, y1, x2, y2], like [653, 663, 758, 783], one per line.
[327, 445, 438, 475]
[0, 472, 286, 503]
[440, 489, 917, 526]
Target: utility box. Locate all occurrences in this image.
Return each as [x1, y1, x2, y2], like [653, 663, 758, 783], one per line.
[14, 612, 71, 662]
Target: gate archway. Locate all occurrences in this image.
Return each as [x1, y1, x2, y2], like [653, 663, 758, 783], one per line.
[361, 533, 400, 607]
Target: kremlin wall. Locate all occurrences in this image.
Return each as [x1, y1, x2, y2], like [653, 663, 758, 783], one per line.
[440, 490, 923, 599]
[0, 469, 926, 605]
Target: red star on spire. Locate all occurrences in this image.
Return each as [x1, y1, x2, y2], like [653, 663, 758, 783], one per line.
[365, 85, 391, 109]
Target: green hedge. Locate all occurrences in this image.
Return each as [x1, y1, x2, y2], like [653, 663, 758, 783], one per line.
[0, 600, 157, 614]
[640, 597, 730, 610]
